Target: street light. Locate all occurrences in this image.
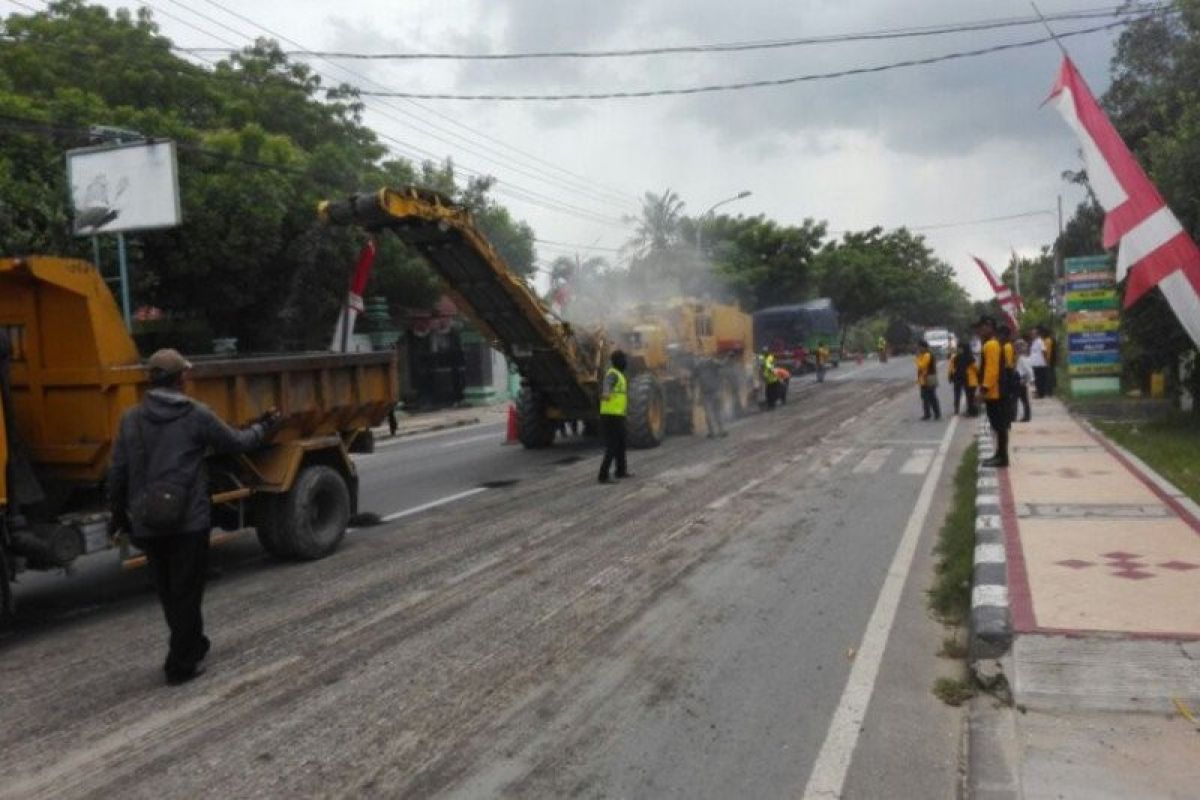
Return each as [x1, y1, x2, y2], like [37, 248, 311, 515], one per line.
[697, 190, 752, 255]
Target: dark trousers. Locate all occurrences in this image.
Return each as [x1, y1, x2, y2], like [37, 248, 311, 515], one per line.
[1032, 366, 1048, 398]
[1017, 385, 1031, 421]
[920, 386, 941, 419]
[952, 381, 964, 414]
[966, 386, 978, 416]
[985, 399, 1010, 463]
[599, 414, 627, 479]
[701, 392, 724, 436]
[139, 533, 211, 677]
[765, 381, 780, 410]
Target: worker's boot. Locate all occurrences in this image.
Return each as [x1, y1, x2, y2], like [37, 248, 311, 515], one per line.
[982, 430, 1009, 468]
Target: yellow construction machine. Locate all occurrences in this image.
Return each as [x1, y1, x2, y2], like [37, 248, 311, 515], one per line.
[319, 187, 757, 450]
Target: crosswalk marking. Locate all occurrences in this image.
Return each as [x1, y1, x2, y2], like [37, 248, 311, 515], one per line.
[900, 448, 934, 475]
[851, 448, 892, 474]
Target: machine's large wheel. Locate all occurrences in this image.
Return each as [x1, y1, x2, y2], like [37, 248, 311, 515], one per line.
[516, 387, 555, 449]
[627, 373, 666, 448]
[273, 466, 350, 561]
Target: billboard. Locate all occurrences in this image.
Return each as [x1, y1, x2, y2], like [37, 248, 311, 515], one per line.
[67, 140, 181, 235]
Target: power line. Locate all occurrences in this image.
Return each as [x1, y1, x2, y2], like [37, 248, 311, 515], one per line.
[534, 238, 622, 252]
[829, 209, 1057, 237]
[174, 4, 1170, 61]
[130, 0, 636, 227]
[352, 16, 1162, 101]
[181, 0, 637, 210]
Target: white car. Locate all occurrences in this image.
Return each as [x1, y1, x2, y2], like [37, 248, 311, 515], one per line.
[924, 328, 953, 357]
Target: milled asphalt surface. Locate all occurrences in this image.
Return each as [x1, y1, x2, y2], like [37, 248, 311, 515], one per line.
[0, 359, 969, 799]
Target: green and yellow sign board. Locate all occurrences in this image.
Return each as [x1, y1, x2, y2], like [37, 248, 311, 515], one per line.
[1063, 256, 1120, 396]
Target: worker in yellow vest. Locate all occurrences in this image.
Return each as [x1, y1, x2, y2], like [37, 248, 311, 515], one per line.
[761, 348, 781, 410]
[978, 317, 1010, 467]
[816, 341, 831, 383]
[598, 350, 631, 484]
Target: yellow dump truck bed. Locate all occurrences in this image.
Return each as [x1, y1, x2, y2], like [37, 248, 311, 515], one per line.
[0, 256, 396, 490]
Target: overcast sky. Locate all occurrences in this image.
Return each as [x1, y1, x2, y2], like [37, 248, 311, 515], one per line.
[85, 0, 1133, 301]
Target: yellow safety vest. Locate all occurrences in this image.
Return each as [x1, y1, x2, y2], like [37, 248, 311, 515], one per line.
[600, 367, 627, 416]
[762, 354, 778, 384]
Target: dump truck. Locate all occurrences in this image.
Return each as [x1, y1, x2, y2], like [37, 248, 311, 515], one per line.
[0, 255, 397, 620]
[320, 187, 758, 449]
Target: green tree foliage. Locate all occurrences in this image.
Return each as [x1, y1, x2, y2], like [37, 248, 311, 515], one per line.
[689, 213, 826, 309]
[0, 1, 534, 350]
[814, 227, 972, 338]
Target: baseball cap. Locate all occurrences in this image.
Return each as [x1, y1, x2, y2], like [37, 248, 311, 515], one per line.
[975, 315, 997, 328]
[146, 348, 193, 377]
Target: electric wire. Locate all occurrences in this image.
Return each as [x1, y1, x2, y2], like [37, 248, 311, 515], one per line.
[183, 0, 637, 209]
[130, 0, 636, 225]
[173, 4, 1172, 61]
[352, 16, 1165, 101]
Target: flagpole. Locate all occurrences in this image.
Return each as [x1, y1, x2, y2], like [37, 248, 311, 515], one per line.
[1031, 2, 1070, 56]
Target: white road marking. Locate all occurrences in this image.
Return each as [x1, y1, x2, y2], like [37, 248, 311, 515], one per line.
[381, 487, 489, 523]
[439, 432, 503, 449]
[974, 544, 1006, 564]
[802, 415, 959, 800]
[899, 448, 934, 475]
[814, 448, 854, 476]
[851, 448, 892, 474]
[371, 421, 503, 450]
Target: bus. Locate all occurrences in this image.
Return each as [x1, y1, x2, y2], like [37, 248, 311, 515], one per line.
[753, 299, 841, 373]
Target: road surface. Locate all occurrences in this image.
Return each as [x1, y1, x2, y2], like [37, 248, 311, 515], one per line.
[1, 359, 970, 799]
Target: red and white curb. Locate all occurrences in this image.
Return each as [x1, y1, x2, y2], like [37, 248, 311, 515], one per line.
[971, 420, 1012, 658]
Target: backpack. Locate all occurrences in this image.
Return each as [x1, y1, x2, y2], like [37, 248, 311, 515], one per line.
[130, 410, 189, 535]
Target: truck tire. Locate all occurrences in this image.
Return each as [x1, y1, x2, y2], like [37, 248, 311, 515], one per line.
[627, 373, 666, 448]
[274, 466, 351, 560]
[516, 387, 555, 448]
[253, 496, 293, 558]
[0, 544, 14, 628]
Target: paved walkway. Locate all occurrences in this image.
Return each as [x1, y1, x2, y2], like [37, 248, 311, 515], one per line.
[1002, 399, 1200, 639]
[970, 396, 1200, 799]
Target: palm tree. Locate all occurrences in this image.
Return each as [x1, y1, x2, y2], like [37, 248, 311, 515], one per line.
[623, 189, 686, 258]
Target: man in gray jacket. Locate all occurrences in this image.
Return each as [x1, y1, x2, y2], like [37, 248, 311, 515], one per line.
[108, 349, 278, 685]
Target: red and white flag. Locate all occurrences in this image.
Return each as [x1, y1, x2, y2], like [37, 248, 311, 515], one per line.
[1048, 56, 1200, 346]
[330, 238, 379, 353]
[972, 255, 1022, 330]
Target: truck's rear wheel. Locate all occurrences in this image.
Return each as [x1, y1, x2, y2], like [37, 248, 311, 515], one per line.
[253, 496, 292, 558]
[0, 543, 14, 628]
[516, 388, 555, 448]
[274, 466, 350, 560]
[627, 373, 666, 448]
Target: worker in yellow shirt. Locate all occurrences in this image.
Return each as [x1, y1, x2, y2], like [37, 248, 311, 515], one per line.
[999, 323, 1019, 423]
[948, 340, 977, 416]
[1041, 326, 1057, 397]
[915, 340, 941, 421]
[978, 317, 1010, 467]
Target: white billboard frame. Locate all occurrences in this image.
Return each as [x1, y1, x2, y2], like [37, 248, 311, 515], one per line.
[66, 140, 181, 236]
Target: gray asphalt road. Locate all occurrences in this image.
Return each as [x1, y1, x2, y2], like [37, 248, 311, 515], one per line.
[0, 358, 969, 799]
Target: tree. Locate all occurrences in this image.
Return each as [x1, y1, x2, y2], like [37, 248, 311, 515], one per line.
[686, 214, 826, 309]
[0, 1, 536, 350]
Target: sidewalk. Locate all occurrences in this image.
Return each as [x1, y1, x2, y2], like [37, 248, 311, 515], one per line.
[371, 401, 510, 439]
[967, 397, 1200, 799]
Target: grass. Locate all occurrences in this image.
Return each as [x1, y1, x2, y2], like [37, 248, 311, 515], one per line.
[932, 676, 976, 707]
[927, 442, 979, 626]
[1096, 415, 1200, 505]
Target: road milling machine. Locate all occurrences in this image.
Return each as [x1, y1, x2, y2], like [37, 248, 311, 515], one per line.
[319, 187, 758, 450]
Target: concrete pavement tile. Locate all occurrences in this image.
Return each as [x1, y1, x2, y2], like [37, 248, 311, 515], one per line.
[1018, 519, 1200, 635]
[1017, 708, 1200, 799]
[1009, 451, 1160, 506]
